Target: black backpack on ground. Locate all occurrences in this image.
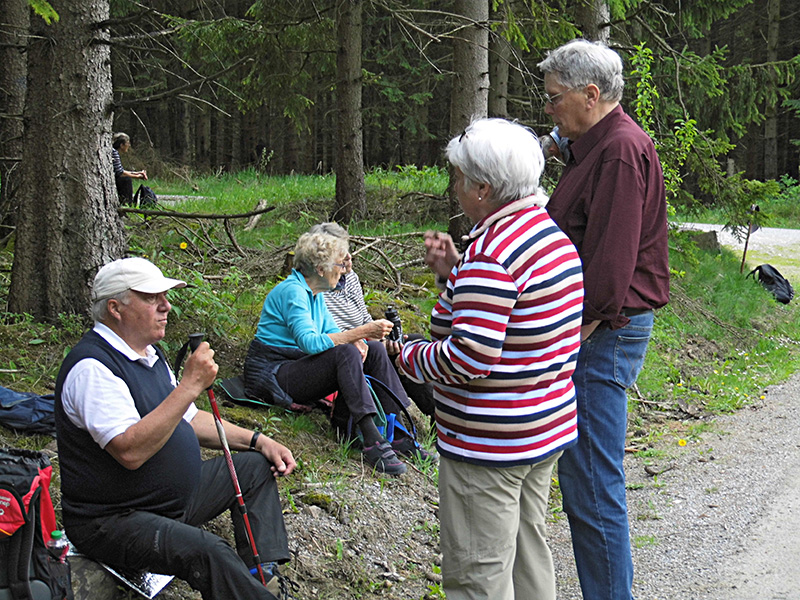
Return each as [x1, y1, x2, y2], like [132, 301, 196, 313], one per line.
[133, 185, 157, 208]
[747, 264, 794, 304]
[0, 449, 72, 600]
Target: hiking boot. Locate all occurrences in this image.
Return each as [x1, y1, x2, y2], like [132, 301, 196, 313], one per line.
[253, 562, 298, 600]
[362, 440, 407, 475]
[391, 436, 439, 464]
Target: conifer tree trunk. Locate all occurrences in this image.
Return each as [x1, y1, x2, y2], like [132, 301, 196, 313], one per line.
[333, 0, 366, 224]
[449, 0, 489, 239]
[9, 0, 124, 319]
[488, 2, 510, 119]
[574, 0, 610, 43]
[0, 0, 29, 240]
[763, 0, 780, 180]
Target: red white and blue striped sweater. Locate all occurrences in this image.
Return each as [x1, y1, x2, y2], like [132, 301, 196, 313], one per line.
[398, 196, 584, 467]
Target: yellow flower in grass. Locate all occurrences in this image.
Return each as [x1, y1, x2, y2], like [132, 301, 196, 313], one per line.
[180, 242, 188, 250]
[678, 439, 687, 447]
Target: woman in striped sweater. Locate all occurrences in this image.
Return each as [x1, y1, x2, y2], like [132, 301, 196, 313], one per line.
[397, 118, 584, 600]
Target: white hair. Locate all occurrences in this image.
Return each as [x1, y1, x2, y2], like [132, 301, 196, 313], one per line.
[293, 232, 349, 276]
[308, 222, 349, 240]
[91, 290, 132, 324]
[538, 39, 625, 103]
[445, 118, 547, 207]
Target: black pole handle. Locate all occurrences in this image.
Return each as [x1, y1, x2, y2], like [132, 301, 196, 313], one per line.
[188, 332, 206, 352]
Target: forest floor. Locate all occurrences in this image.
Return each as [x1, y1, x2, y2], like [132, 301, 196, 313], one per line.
[154, 224, 800, 600]
[6, 223, 800, 600]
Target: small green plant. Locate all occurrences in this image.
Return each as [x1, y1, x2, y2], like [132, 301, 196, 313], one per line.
[632, 534, 659, 548]
[334, 538, 344, 561]
[637, 500, 663, 521]
[420, 564, 446, 600]
[283, 489, 299, 514]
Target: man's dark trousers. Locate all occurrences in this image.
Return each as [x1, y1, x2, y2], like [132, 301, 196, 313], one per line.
[67, 452, 288, 600]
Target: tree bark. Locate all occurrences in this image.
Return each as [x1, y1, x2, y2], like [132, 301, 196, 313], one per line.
[763, 0, 780, 180]
[0, 0, 29, 239]
[333, 0, 366, 224]
[574, 0, 610, 43]
[449, 0, 489, 240]
[9, 0, 125, 319]
[488, 1, 510, 118]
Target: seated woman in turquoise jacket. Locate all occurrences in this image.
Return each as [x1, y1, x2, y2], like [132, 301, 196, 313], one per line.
[243, 231, 433, 475]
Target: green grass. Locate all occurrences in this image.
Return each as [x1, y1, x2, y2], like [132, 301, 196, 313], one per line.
[4, 167, 800, 598]
[633, 228, 800, 421]
[673, 175, 800, 229]
[632, 535, 659, 548]
[5, 167, 800, 428]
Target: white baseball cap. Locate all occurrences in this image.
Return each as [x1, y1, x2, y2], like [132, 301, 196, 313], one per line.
[92, 257, 186, 301]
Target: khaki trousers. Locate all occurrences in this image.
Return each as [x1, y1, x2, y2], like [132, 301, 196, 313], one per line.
[438, 452, 561, 600]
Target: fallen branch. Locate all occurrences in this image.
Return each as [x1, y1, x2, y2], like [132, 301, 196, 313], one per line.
[224, 218, 246, 257]
[118, 205, 276, 220]
[244, 199, 269, 231]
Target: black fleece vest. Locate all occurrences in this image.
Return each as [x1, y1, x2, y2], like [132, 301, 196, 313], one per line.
[55, 330, 201, 526]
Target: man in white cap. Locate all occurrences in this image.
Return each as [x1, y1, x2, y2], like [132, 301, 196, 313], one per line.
[55, 257, 296, 600]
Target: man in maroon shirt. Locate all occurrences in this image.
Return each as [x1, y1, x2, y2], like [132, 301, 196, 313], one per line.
[538, 39, 669, 600]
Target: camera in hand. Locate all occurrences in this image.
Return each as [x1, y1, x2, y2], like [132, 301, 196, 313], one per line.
[384, 305, 403, 343]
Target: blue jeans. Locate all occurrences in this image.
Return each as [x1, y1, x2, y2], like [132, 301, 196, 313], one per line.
[558, 311, 654, 600]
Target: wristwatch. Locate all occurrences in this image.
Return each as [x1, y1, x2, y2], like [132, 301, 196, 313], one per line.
[249, 431, 262, 451]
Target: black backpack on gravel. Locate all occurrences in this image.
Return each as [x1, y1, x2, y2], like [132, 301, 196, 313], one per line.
[747, 264, 794, 304]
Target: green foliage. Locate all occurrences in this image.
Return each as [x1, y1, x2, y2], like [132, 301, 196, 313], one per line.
[607, 5, 800, 218]
[168, 267, 253, 340]
[635, 233, 800, 417]
[785, 96, 800, 148]
[630, 44, 697, 205]
[675, 176, 800, 232]
[29, 0, 58, 24]
[367, 165, 447, 195]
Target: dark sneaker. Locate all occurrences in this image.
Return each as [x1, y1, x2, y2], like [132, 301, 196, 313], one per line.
[253, 562, 298, 600]
[362, 440, 407, 475]
[391, 436, 439, 464]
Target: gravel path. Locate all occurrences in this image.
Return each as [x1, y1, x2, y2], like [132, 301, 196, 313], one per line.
[679, 222, 800, 282]
[548, 373, 800, 599]
[548, 224, 800, 599]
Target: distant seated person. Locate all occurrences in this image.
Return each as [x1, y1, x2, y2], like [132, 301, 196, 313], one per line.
[243, 231, 436, 476]
[309, 222, 435, 419]
[112, 132, 148, 204]
[55, 257, 295, 600]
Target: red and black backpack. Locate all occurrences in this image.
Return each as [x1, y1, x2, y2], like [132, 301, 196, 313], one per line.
[0, 448, 71, 600]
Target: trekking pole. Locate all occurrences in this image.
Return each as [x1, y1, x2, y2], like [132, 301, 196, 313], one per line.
[740, 204, 760, 274]
[187, 333, 267, 587]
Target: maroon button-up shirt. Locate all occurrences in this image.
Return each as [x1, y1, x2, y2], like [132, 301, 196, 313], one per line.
[547, 105, 670, 329]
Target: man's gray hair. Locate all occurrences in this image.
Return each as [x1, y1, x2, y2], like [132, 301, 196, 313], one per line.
[91, 290, 132, 324]
[445, 118, 547, 208]
[308, 222, 349, 240]
[538, 39, 624, 103]
[293, 232, 349, 277]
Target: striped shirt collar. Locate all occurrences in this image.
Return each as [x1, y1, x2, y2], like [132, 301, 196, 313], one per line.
[462, 194, 546, 245]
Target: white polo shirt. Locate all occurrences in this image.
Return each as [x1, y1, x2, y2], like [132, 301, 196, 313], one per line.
[61, 323, 198, 449]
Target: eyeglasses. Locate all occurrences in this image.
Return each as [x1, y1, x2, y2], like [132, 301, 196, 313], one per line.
[543, 89, 572, 105]
[333, 262, 348, 270]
